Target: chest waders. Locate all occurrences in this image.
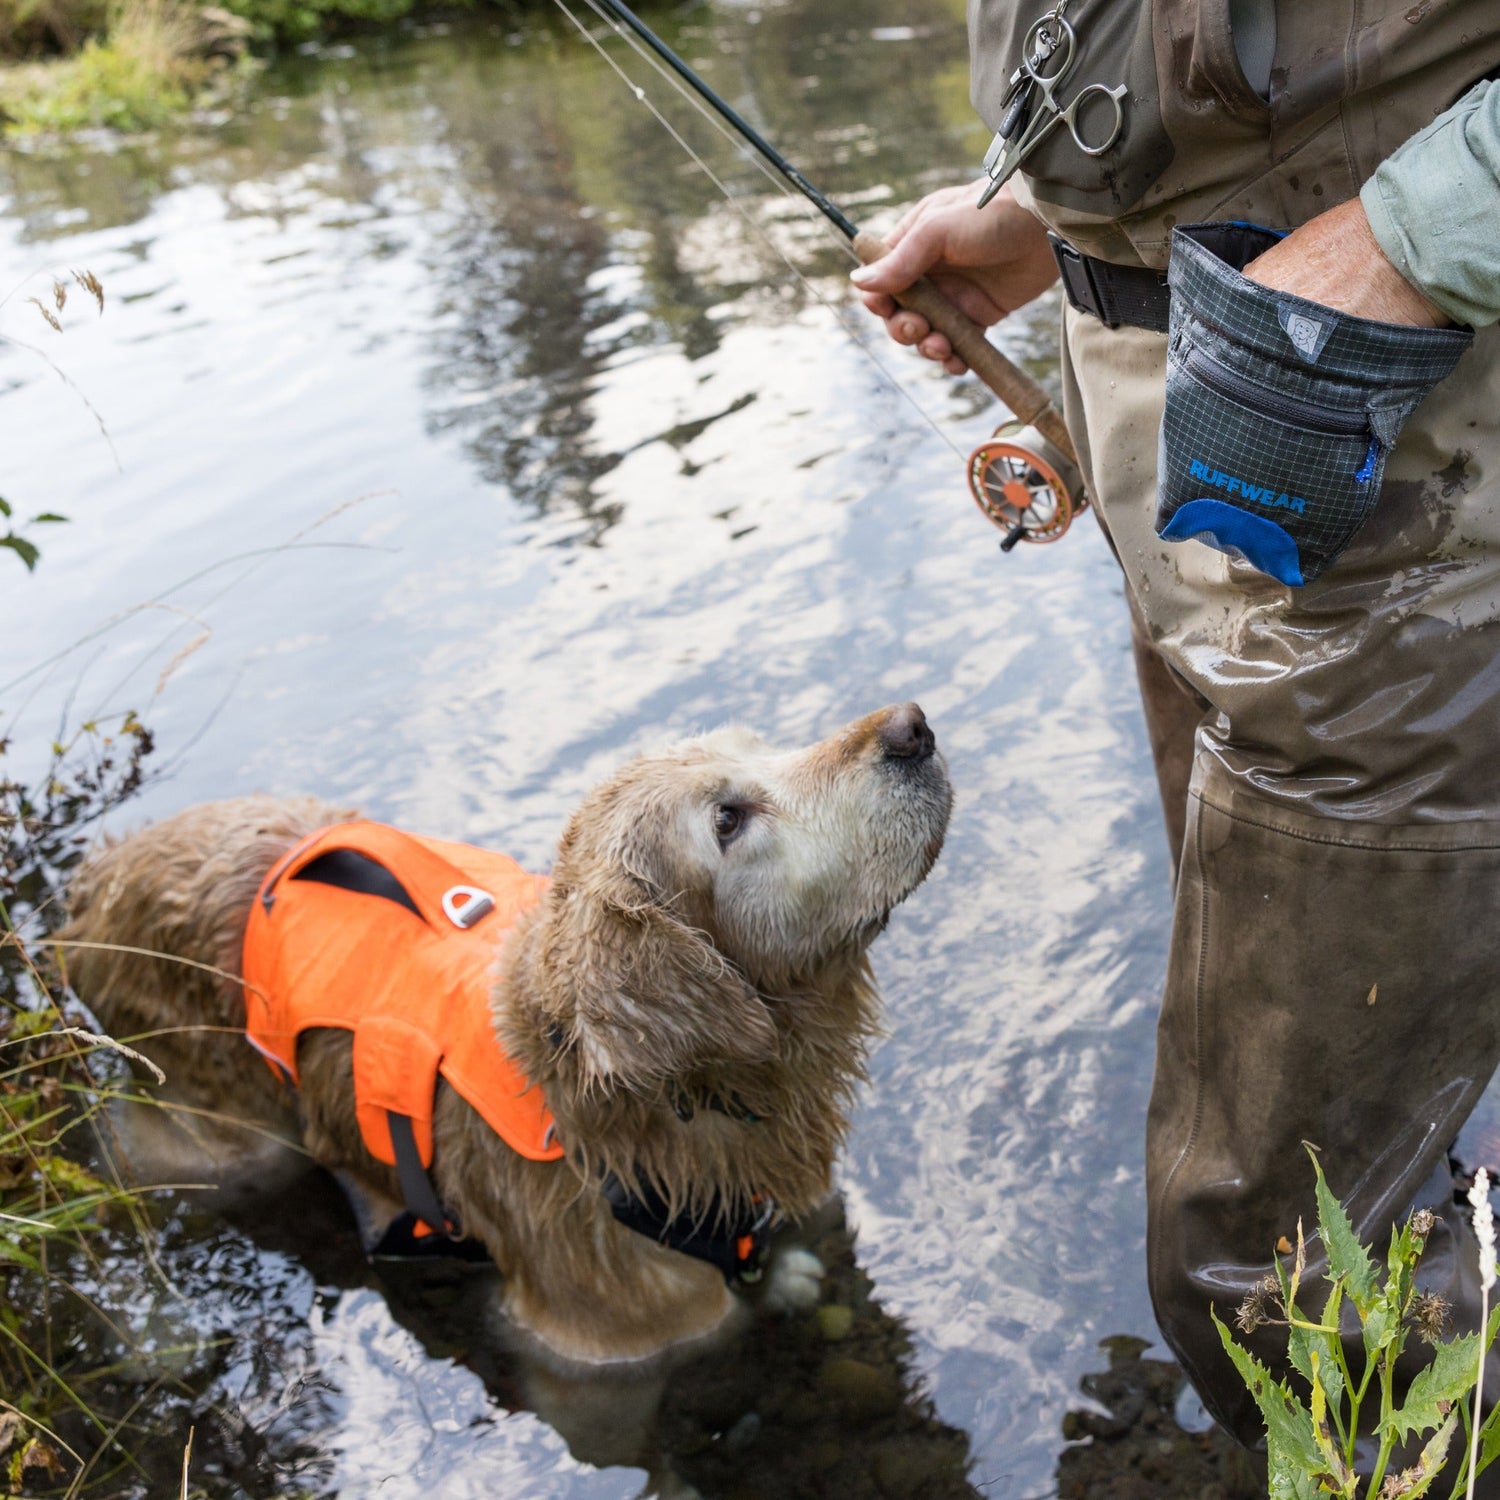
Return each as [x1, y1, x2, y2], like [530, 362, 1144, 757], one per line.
[968, 0, 1500, 1470]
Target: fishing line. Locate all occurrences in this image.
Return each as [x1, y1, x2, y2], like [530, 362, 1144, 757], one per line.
[551, 0, 973, 463]
[571, 0, 858, 264]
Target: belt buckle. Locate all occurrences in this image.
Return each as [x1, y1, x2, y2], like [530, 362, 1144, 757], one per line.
[1048, 234, 1121, 329]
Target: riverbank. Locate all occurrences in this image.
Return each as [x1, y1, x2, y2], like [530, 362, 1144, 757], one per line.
[0, 0, 477, 134]
[0, 0, 252, 134]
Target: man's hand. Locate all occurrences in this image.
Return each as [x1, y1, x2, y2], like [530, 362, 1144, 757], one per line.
[1242, 197, 1449, 327]
[850, 180, 1060, 374]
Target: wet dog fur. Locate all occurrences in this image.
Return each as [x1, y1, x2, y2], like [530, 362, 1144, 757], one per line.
[62, 704, 950, 1364]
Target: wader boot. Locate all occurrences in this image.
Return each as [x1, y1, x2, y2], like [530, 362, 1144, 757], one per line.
[1061, 305, 1500, 1474]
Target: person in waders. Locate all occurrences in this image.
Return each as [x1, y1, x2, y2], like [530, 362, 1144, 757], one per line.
[853, 0, 1500, 1478]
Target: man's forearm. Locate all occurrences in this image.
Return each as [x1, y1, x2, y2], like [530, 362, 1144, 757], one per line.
[1243, 197, 1448, 326]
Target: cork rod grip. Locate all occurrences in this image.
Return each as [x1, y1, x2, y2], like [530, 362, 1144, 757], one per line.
[852, 230, 1077, 464]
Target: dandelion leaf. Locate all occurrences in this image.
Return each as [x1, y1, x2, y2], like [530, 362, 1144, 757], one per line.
[1381, 1328, 1480, 1444]
[1309, 1148, 1379, 1314]
[1214, 1311, 1323, 1499]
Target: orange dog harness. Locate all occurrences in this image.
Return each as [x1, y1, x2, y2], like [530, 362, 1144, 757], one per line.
[242, 820, 564, 1233]
[242, 818, 776, 1280]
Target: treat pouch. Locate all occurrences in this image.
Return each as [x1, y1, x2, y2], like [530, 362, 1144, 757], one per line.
[1155, 223, 1471, 586]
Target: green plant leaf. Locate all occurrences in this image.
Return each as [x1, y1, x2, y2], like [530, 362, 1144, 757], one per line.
[1465, 1305, 1500, 1482]
[0, 534, 40, 571]
[29, 513, 67, 524]
[1382, 1329, 1481, 1444]
[0, 1239, 43, 1274]
[1363, 1298, 1403, 1364]
[1288, 1284, 1346, 1417]
[1308, 1351, 1357, 1497]
[1214, 1311, 1324, 1499]
[1386, 1406, 1460, 1499]
[1388, 1221, 1420, 1316]
[0, 496, 10, 517]
[1310, 1147, 1379, 1314]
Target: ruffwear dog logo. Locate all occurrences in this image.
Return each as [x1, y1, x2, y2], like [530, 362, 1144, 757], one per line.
[1278, 303, 1333, 364]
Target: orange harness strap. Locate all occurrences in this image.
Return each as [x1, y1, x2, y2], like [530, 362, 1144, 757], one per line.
[241, 821, 564, 1199]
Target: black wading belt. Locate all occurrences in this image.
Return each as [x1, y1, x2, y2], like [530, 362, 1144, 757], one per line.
[1050, 234, 1170, 333]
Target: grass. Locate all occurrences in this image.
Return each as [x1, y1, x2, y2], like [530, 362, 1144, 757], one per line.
[0, 0, 249, 134]
[0, 719, 167, 1494]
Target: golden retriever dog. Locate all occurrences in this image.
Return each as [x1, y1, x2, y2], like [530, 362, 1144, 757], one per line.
[62, 703, 950, 1366]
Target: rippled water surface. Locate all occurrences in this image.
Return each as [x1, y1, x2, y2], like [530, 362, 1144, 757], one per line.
[2, 3, 1185, 1494]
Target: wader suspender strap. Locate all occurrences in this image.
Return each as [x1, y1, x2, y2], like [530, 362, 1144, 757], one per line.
[387, 1111, 462, 1238]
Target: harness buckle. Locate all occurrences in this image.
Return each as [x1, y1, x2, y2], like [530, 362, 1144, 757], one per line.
[442, 885, 495, 929]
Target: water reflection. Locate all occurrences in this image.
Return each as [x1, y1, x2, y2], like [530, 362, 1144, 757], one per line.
[165, 1158, 983, 1499]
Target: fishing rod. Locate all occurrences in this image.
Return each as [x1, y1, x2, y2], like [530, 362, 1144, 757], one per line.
[582, 0, 1087, 549]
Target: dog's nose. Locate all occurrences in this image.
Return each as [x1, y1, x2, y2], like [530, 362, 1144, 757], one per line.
[878, 702, 936, 762]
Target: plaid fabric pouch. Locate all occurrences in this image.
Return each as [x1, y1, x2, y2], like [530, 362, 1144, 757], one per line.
[1154, 223, 1472, 586]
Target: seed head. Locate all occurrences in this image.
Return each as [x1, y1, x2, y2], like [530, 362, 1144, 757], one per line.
[1235, 1275, 1282, 1335]
[1469, 1168, 1496, 1292]
[1410, 1291, 1452, 1346]
[1410, 1208, 1437, 1239]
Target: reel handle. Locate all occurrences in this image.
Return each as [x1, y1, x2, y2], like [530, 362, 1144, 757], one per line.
[852, 230, 1077, 466]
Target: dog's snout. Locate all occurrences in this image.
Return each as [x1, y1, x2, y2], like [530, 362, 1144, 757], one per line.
[878, 703, 935, 762]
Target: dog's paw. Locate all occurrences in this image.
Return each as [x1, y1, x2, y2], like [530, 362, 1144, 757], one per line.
[761, 1247, 824, 1314]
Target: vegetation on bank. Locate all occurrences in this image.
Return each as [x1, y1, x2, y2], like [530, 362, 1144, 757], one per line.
[0, 720, 168, 1495]
[0, 0, 469, 136]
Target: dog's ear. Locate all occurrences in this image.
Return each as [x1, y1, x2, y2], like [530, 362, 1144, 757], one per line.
[528, 871, 780, 1096]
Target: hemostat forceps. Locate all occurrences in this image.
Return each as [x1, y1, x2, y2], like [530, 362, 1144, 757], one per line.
[977, 9, 1127, 207]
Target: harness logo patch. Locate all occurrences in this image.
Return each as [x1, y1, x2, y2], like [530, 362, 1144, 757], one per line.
[1278, 304, 1333, 364]
[1188, 459, 1306, 515]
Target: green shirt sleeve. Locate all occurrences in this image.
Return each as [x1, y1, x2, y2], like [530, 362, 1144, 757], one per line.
[1361, 79, 1500, 328]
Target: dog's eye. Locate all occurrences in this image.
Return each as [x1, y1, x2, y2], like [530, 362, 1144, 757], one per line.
[713, 804, 749, 848]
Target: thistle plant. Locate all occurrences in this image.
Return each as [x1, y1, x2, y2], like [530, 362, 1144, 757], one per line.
[1219, 1147, 1500, 1500]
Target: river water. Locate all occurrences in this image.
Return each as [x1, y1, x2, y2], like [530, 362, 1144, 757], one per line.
[1, 3, 1190, 1494]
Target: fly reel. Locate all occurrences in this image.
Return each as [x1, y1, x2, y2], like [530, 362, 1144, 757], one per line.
[968, 420, 1087, 551]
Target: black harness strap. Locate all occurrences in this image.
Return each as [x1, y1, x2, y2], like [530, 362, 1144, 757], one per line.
[386, 1110, 463, 1239]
